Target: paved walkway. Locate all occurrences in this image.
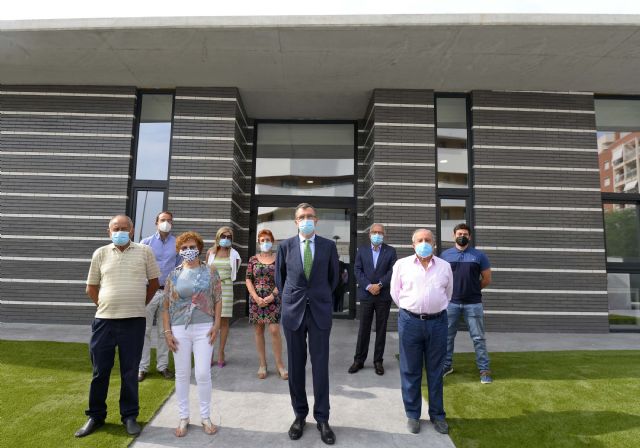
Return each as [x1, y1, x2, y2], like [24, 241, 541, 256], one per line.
[2, 320, 639, 448]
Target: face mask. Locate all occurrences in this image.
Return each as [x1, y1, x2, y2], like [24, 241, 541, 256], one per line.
[158, 221, 172, 233]
[219, 238, 232, 248]
[111, 231, 130, 246]
[456, 235, 469, 247]
[260, 241, 273, 252]
[298, 220, 315, 235]
[370, 234, 384, 246]
[179, 248, 200, 262]
[415, 242, 433, 258]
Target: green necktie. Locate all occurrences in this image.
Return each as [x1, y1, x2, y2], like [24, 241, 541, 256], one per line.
[303, 239, 312, 279]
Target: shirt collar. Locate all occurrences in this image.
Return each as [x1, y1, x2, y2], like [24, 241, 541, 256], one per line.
[412, 254, 435, 269]
[153, 231, 174, 242]
[371, 244, 381, 251]
[299, 233, 316, 243]
[110, 242, 134, 252]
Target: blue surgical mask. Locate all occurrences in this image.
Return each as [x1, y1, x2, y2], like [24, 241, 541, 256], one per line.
[219, 238, 232, 248]
[298, 220, 315, 235]
[370, 234, 383, 246]
[260, 241, 273, 252]
[415, 242, 433, 258]
[111, 231, 130, 246]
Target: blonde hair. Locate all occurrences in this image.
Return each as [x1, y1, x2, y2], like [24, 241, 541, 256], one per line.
[210, 226, 234, 254]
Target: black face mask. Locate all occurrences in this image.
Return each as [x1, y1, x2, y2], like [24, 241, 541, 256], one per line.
[456, 236, 470, 247]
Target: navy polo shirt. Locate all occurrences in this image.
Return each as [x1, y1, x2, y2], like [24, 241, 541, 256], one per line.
[440, 246, 491, 304]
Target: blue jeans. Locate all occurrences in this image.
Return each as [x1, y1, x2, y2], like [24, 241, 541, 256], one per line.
[445, 302, 490, 372]
[398, 308, 447, 421]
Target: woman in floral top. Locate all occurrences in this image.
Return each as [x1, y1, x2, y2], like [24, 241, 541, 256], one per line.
[162, 231, 222, 437]
[245, 228, 288, 380]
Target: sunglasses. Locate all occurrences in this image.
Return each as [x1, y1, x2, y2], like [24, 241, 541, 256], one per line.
[180, 245, 198, 251]
[220, 235, 232, 239]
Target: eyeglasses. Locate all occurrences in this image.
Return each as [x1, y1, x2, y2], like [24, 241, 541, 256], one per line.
[180, 245, 198, 250]
[295, 214, 316, 221]
[220, 234, 232, 239]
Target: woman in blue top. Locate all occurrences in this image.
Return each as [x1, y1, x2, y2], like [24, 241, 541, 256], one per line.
[162, 231, 222, 437]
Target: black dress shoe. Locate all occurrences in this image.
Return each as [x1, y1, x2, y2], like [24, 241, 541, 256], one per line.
[317, 422, 336, 445]
[159, 368, 174, 380]
[288, 417, 306, 440]
[374, 361, 384, 375]
[124, 418, 142, 436]
[74, 418, 104, 437]
[348, 362, 364, 374]
[138, 371, 146, 382]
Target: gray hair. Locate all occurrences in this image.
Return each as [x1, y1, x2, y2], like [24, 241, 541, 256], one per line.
[411, 228, 434, 243]
[370, 223, 385, 233]
[295, 203, 316, 215]
[109, 214, 133, 228]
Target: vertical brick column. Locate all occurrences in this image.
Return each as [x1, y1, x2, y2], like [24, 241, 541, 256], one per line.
[0, 85, 136, 323]
[169, 87, 250, 320]
[471, 90, 608, 332]
[356, 89, 436, 329]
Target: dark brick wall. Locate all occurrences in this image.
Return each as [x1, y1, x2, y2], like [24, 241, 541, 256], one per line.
[0, 85, 137, 324]
[471, 90, 608, 333]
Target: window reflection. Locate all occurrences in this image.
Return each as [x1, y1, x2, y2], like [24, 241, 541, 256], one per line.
[603, 203, 640, 263]
[135, 94, 173, 181]
[134, 190, 165, 242]
[437, 97, 468, 188]
[608, 273, 640, 329]
[439, 198, 467, 250]
[255, 124, 354, 196]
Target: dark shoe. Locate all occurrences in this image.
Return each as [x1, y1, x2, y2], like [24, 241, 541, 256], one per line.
[138, 371, 147, 382]
[480, 370, 493, 384]
[407, 418, 420, 434]
[124, 418, 142, 436]
[433, 419, 449, 434]
[74, 418, 104, 437]
[317, 422, 336, 445]
[374, 361, 384, 376]
[348, 361, 364, 374]
[288, 417, 306, 440]
[159, 368, 175, 380]
[443, 366, 453, 377]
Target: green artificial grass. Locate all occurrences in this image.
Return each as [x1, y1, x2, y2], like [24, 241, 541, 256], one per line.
[608, 314, 639, 325]
[0, 340, 175, 448]
[437, 351, 640, 448]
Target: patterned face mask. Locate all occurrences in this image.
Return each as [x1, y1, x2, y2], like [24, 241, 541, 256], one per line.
[179, 248, 200, 262]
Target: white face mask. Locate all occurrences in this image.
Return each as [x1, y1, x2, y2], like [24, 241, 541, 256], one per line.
[158, 221, 172, 233]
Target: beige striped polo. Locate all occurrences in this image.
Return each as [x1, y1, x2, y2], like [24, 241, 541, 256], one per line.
[87, 242, 161, 319]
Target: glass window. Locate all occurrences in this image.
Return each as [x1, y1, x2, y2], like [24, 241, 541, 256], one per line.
[439, 198, 467, 251]
[437, 97, 468, 188]
[595, 99, 640, 193]
[257, 206, 351, 314]
[607, 273, 640, 329]
[133, 190, 165, 242]
[135, 94, 173, 180]
[255, 123, 354, 196]
[603, 203, 640, 263]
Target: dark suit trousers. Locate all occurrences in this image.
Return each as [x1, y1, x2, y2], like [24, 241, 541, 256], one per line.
[283, 305, 331, 423]
[354, 297, 391, 364]
[86, 317, 145, 422]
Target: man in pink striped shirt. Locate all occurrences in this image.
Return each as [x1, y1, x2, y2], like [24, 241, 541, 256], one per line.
[390, 228, 452, 436]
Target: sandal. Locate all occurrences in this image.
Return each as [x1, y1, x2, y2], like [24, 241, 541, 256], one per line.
[257, 365, 267, 379]
[175, 418, 189, 437]
[277, 367, 289, 380]
[202, 417, 218, 435]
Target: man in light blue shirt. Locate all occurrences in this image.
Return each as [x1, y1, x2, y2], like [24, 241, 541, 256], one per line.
[138, 211, 180, 381]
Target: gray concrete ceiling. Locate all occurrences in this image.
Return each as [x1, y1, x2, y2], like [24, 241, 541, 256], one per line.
[1, 15, 640, 119]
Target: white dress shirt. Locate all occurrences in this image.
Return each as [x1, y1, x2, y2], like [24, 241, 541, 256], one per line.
[390, 255, 453, 314]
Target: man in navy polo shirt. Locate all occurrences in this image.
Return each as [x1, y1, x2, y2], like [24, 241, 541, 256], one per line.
[440, 223, 493, 384]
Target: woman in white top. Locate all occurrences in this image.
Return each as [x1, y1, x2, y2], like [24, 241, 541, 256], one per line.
[206, 226, 241, 367]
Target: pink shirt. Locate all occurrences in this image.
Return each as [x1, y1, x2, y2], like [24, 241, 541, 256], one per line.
[390, 255, 453, 314]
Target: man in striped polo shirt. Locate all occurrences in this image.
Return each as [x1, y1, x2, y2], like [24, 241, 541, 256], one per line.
[440, 223, 493, 384]
[75, 215, 160, 438]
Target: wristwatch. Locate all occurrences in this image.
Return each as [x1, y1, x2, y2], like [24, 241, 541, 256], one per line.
[377, 282, 383, 289]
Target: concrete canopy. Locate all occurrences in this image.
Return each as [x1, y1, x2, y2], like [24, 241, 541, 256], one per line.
[1, 14, 640, 119]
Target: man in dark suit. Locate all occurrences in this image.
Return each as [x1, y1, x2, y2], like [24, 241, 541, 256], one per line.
[276, 203, 340, 445]
[349, 223, 397, 376]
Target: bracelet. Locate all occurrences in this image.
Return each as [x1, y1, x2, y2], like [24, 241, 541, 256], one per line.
[163, 330, 172, 334]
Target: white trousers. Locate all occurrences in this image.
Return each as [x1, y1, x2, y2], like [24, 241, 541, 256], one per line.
[172, 322, 214, 419]
[139, 290, 170, 372]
